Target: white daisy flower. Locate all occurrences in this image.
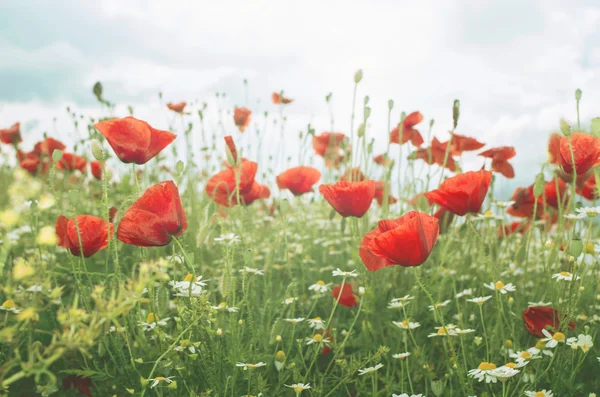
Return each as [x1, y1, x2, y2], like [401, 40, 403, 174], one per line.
[568, 334, 594, 352]
[392, 352, 411, 359]
[388, 300, 410, 309]
[575, 206, 600, 217]
[236, 362, 266, 370]
[305, 333, 330, 345]
[210, 302, 239, 312]
[551, 271, 580, 281]
[495, 200, 515, 208]
[483, 281, 516, 294]
[282, 297, 298, 305]
[284, 317, 305, 324]
[467, 296, 492, 305]
[308, 280, 331, 293]
[428, 325, 458, 338]
[428, 300, 451, 311]
[358, 363, 383, 375]
[527, 301, 552, 307]
[456, 288, 473, 298]
[564, 213, 586, 220]
[0, 299, 21, 314]
[510, 347, 541, 365]
[307, 317, 325, 330]
[241, 267, 265, 276]
[285, 383, 311, 393]
[524, 390, 553, 397]
[468, 362, 499, 383]
[214, 233, 240, 244]
[540, 329, 568, 348]
[454, 328, 476, 335]
[392, 320, 421, 330]
[147, 376, 175, 388]
[332, 268, 358, 278]
[138, 313, 170, 331]
[392, 394, 423, 397]
[169, 275, 208, 297]
[488, 365, 519, 380]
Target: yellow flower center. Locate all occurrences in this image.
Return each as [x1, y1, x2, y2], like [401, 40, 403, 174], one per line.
[2, 299, 16, 309]
[495, 281, 505, 290]
[484, 210, 493, 217]
[313, 317, 322, 321]
[155, 377, 166, 382]
[520, 351, 532, 360]
[584, 242, 595, 254]
[401, 320, 409, 327]
[313, 334, 323, 342]
[535, 392, 545, 397]
[183, 273, 193, 282]
[294, 386, 304, 393]
[559, 271, 570, 277]
[437, 327, 448, 335]
[505, 362, 517, 368]
[477, 362, 497, 371]
[316, 280, 325, 286]
[218, 302, 227, 308]
[146, 312, 156, 323]
[552, 332, 565, 342]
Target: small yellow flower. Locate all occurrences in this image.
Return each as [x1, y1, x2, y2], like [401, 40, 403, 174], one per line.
[0, 210, 19, 227]
[37, 226, 57, 246]
[478, 362, 497, 371]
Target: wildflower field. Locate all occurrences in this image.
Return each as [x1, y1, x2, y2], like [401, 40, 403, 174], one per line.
[0, 74, 599, 397]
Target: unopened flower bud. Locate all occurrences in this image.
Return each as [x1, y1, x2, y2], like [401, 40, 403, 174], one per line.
[575, 88, 582, 101]
[91, 139, 104, 161]
[216, 328, 223, 336]
[52, 149, 63, 163]
[533, 173, 545, 198]
[567, 238, 584, 258]
[431, 378, 444, 397]
[354, 69, 363, 83]
[560, 118, 572, 137]
[276, 335, 282, 342]
[452, 99, 460, 129]
[358, 286, 365, 295]
[388, 99, 394, 110]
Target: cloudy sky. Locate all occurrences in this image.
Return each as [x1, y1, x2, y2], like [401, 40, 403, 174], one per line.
[1, 0, 600, 196]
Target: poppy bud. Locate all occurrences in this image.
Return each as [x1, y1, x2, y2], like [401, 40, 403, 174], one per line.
[533, 173, 545, 198]
[364, 96, 369, 105]
[354, 69, 363, 83]
[591, 117, 600, 137]
[140, 377, 148, 388]
[575, 88, 582, 101]
[431, 378, 444, 397]
[429, 119, 435, 128]
[452, 99, 460, 129]
[167, 380, 177, 390]
[175, 160, 184, 174]
[91, 140, 104, 161]
[388, 99, 394, 110]
[93, 81, 103, 99]
[357, 124, 365, 138]
[325, 92, 332, 103]
[567, 238, 583, 258]
[364, 107, 371, 120]
[52, 149, 63, 163]
[560, 118, 572, 137]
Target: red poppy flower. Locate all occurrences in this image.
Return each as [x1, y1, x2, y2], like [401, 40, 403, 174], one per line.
[506, 186, 538, 218]
[373, 181, 398, 206]
[360, 211, 439, 271]
[272, 92, 293, 104]
[118, 181, 187, 247]
[498, 221, 529, 237]
[20, 157, 43, 175]
[577, 174, 598, 200]
[319, 180, 376, 218]
[479, 147, 516, 178]
[276, 166, 321, 195]
[312, 132, 347, 157]
[332, 283, 358, 308]
[56, 215, 113, 257]
[206, 159, 258, 206]
[390, 111, 424, 147]
[408, 193, 432, 207]
[424, 170, 492, 216]
[90, 161, 102, 180]
[412, 137, 457, 172]
[320, 329, 334, 355]
[523, 306, 575, 338]
[373, 153, 392, 167]
[0, 122, 21, 145]
[224, 135, 238, 164]
[167, 101, 186, 113]
[63, 375, 93, 397]
[241, 181, 271, 205]
[56, 152, 87, 172]
[540, 178, 568, 208]
[548, 132, 600, 175]
[447, 133, 485, 156]
[233, 107, 252, 132]
[339, 167, 367, 182]
[94, 116, 176, 164]
[34, 137, 66, 157]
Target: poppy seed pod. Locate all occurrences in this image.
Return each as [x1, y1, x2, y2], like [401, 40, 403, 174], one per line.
[354, 69, 363, 83]
[52, 149, 64, 163]
[91, 140, 104, 161]
[575, 88, 582, 101]
[560, 118, 572, 137]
